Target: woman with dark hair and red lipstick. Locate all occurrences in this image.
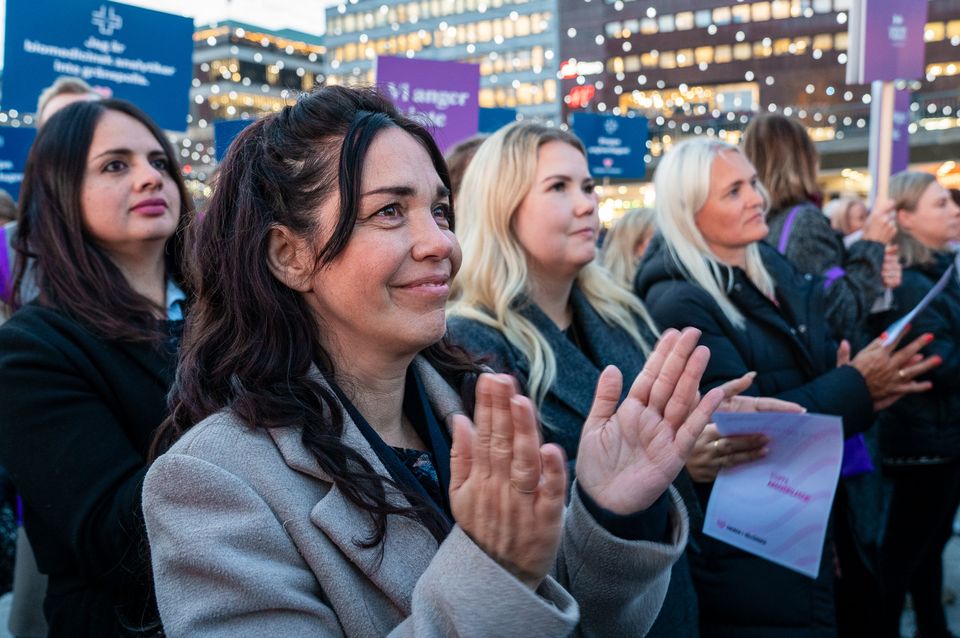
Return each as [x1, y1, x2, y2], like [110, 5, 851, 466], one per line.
[0, 98, 192, 636]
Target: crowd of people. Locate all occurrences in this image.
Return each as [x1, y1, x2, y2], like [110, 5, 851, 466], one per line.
[0, 79, 957, 638]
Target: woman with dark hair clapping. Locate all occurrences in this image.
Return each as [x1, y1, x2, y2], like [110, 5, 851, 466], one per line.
[143, 86, 723, 636]
[0, 99, 192, 635]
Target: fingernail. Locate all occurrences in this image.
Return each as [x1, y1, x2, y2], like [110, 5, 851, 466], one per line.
[747, 371, 757, 378]
[925, 333, 935, 343]
[905, 323, 912, 333]
[759, 447, 769, 456]
[880, 332, 888, 341]
[933, 355, 943, 365]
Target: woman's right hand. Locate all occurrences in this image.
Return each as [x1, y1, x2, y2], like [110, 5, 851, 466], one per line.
[848, 329, 940, 410]
[449, 373, 567, 591]
[685, 423, 768, 483]
[862, 199, 898, 244]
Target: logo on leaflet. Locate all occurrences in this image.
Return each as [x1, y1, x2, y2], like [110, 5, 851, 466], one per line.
[603, 118, 619, 135]
[91, 5, 123, 36]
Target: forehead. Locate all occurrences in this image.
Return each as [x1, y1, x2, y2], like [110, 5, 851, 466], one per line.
[88, 110, 163, 153]
[360, 127, 442, 191]
[711, 149, 753, 181]
[535, 140, 588, 174]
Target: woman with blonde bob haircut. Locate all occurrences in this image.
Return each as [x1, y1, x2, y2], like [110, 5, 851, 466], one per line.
[449, 123, 800, 638]
[635, 136, 939, 638]
[600, 207, 657, 289]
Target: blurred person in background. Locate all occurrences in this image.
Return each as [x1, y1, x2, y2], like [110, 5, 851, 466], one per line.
[601, 207, 657, 289]
[742, 114, 900, 340]
[36, 77, 101, 129]
[870, 171, 960, 638]
[824, 196, 869, 238]
[444, 134, 487, 200]
[635, 136, 937, 638]
[0, 98, 192, 636]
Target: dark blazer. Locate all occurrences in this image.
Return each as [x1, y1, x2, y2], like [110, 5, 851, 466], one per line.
[870, 252, 960, 460]
[635, 236, 874, 638]
[0, 302, 179, 636]
[448, 287, 700, 638]
[765, 201, 885, 340]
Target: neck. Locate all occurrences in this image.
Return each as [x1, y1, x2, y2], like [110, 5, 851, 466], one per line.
[710, 245, 748, 271]
[526, 268, 576, 330]
[329, 343, 414, 448]
[108, 242, 168, 312]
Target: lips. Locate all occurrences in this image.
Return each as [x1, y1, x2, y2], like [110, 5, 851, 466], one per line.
[398, 273, 450, 288]
[130, 198, 167, 215]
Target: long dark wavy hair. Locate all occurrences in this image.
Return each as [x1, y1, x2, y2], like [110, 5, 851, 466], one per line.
[8, 98, 192, 342]
[156, 86, 481, 547]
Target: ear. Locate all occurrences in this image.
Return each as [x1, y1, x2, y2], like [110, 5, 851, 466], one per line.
[895, 208, 912, 233]
[266, 225, 315, 292]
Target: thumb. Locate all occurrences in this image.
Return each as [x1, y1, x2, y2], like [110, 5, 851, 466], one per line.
[585, 366, 623, 433]
[449, 415, 475, 493]
[836, 339, 851, 367]
[718, 371, 757, 398]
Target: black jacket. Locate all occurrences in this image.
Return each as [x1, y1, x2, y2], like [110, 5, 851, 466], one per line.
[447, 288, 699, 638]
[869, 252, 960, 460]
[0, 303, 180, 636]
[635, 237, 874, 638]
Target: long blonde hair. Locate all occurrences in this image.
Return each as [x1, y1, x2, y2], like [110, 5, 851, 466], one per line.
[601, 207, 656, 288]
[889, 171, 938, 268]
[654, 136, 776, 329]
[449, 122, 657, 414]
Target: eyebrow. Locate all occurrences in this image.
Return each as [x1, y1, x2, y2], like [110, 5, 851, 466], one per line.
[540, 174, 594, 184]
[361, 184, 450, 199]
[722, 174, 756, 193]
[91, 148, 165, 161]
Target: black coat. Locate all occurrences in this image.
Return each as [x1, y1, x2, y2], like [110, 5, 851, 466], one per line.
[635, 237, 874, 638]
[0, 303, 180, 636]
[869, 252, 960, 460]
[447, 287, 700, 638]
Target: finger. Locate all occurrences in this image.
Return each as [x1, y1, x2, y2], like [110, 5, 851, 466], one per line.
[882, 322, 913, 351]
[449, 415, 475, 493]
[510, 395, 542, 493]
[537, 443, 567, 506]
[699, 422, 720, 444]
[663, 344, 711, 427]
[836, 339, 851, 367]
[584, 365, 623, 436]
[898, 354, 942, 380]
[647, 327, 702, 416]
[628, 328, 680, 405]
[676, 387, 726, 458]
[472, 374, 496, 478]
[718, 371, 757, 398]
[890, 332, 933, 364]
[488, 374, 517, 478]
[888, 381, 933, 398]
[723, 446, 769, 468]
[717, 434, 769, 455]
[754, 397, 806, 413]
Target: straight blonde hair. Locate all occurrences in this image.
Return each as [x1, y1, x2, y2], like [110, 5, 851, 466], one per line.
[889, 171, 938, 268]
[449, 122, 657, 416]
[654, 136, 776, 329]
[600, 207, 656, 289]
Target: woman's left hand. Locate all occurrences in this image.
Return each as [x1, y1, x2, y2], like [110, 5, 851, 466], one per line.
[575, 328, 725, 515]
[714, 371, 806, 414]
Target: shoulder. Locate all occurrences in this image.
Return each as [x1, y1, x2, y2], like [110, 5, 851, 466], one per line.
[162, 411, 281, 472]
[447, 314, 512, 355]
[0, 303, 98, 372]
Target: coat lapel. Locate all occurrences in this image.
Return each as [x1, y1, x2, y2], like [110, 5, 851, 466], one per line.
[266, 365, 443, 615]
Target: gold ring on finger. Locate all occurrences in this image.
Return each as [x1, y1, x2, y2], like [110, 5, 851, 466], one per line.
[509, 479, 537, 494]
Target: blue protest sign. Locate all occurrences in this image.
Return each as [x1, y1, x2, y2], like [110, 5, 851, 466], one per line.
[214, 119, 255, 162]
[3, 0, 193, 131]
[478, 107, 518, 134]
[0, 127, 37, 203]
[570, 113, 648, 179]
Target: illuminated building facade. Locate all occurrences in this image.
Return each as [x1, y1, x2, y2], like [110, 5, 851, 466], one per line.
[182, 21, 325, 180]
[324, 0, 562, 122]
[558, 0, 960, 178]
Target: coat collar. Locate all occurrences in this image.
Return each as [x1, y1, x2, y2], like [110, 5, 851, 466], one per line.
[515, 287, 648, 421]
[266, 355, 465, 614]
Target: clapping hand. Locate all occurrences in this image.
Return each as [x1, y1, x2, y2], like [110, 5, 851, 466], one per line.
[449, 373, 567, 590]
[575, 328, 725, 515]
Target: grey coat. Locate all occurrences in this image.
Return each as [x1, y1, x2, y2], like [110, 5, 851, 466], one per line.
[143, 356, 688, 637]
[765, 201, 885, 340]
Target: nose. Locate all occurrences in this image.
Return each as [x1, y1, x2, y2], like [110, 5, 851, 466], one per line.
[746, 182, 764, 208]
[411, 209, 455, 262]
[575, 187, 597, 217]
[135, 159, 165, 192]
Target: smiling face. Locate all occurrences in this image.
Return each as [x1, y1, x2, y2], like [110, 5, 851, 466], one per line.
[512, 140, 599, 285]
[898, 180, 960, 250]
[695, 149, 768, 267]
[80, 109, 180, 261]
[305, 126, 460, 362]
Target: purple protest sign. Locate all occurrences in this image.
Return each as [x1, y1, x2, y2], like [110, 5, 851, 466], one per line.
[848, 0, 928, 84]
[376, 56, 480, 153]
[890, 87, 911, 175]
[0, 224, 10, 304]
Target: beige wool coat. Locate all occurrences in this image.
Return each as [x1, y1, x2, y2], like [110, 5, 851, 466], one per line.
[143, 357, 689, 637]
